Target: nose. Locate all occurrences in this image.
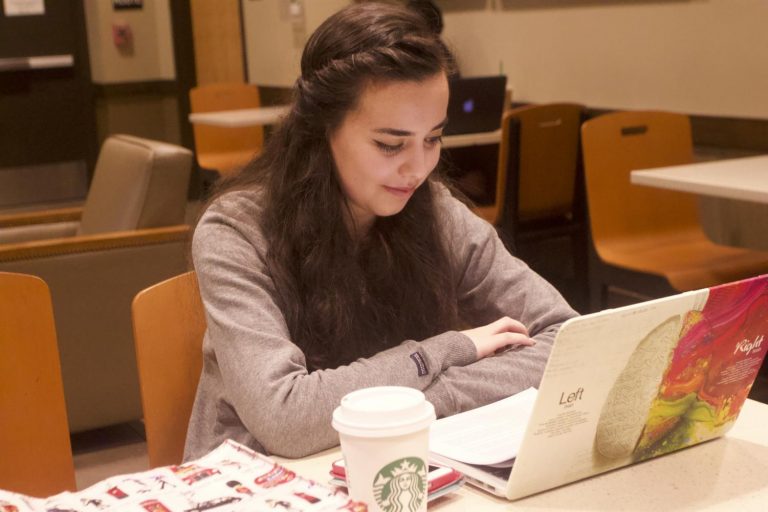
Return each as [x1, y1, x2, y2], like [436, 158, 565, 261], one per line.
[399, 144, 434, 181]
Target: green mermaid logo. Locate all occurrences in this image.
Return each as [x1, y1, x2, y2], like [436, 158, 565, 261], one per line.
[372, 457, 427, 512]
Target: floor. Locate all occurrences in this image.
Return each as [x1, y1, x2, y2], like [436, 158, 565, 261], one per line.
[71, 422, 148, 490]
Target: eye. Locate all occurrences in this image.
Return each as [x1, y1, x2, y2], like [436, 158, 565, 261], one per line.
[374, 140, 404, 156]
[424, 135, 443, 148]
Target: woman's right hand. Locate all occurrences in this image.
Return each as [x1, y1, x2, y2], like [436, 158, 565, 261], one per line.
[461, 316, 535, 359]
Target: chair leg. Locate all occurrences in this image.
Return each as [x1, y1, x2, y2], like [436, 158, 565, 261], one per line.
[588, 281, 607, 313]
[587, 237, 606, 313]
[198, 167, 221, 198]
[570, 227, 590, 313]
[496, 225, 517, 254]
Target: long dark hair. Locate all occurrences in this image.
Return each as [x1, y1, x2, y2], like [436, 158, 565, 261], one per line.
[208, 2, 460, 370]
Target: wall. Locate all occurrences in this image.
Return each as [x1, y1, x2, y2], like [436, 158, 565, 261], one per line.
[83, 0, 175, 83]
[191, 0, 245, 85]
[0, 0, 96, 207]
[440, 0, 768, 119]
[83, 1, 182, 147]
[94, 88, 181, 144]
[242, 0, 350, 87]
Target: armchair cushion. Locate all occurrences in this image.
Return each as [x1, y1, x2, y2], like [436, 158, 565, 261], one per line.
[78, 135, 193, 235]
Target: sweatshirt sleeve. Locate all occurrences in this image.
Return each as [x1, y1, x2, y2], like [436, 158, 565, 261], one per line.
[423, 189, 578, 417]
[192, 194, 476, 458]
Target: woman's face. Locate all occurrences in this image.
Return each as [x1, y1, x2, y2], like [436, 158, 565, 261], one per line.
[330, 72, 449, 232]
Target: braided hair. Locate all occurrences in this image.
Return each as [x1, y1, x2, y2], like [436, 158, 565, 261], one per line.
[209, 2, 460, 370]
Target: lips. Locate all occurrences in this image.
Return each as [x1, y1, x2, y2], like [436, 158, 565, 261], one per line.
[383, 185, 416, 197]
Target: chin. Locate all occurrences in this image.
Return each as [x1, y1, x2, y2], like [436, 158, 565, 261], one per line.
[375, 203, 408, 218]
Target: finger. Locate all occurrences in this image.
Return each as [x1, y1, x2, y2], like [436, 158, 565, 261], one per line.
[491, 316, 529, 336]
[497, 332, 536, 347]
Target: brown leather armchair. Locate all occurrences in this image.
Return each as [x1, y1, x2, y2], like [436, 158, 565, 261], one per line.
[0, 134, 193, 433]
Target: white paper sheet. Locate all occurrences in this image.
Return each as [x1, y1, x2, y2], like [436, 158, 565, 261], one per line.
[429, 387, 538, 466]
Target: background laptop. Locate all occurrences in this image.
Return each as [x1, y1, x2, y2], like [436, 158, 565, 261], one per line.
[443, 75, 507, 135]
[439, 275, 768, 500]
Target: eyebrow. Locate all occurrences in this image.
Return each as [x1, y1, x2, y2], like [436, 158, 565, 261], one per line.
[372, 118, 448, 137]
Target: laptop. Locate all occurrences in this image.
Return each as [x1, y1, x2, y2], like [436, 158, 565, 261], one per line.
[432, 274, 768, 500]
[443, 75, 507, 135]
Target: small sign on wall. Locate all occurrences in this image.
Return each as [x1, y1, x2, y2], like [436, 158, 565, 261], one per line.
[113, 0, 142, 10]
[3, 0, 45, 16]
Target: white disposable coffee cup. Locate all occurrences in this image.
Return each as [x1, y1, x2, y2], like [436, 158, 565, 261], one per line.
[332, 386, 435, 512]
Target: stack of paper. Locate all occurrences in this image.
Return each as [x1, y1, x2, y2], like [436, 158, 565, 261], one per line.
[429, 387, 538, 468]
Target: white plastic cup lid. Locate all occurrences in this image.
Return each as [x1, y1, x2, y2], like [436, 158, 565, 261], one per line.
[332, 386, 435, 438]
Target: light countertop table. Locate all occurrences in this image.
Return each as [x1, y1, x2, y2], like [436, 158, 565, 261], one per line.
[188, 105, 290, 128]
[631, 155, 768, 250]
[442, 129, 501, 149]
[277, 399, 768, 511]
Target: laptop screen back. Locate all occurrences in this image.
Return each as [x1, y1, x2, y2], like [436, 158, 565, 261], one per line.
[507, 274, 768, 500]
[444, 75, 507, 135]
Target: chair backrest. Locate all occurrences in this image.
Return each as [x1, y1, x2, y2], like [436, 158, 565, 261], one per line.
[132, 271, 206, 468]
[78, 134, 193, 236]
[511, 103, 584, 222]
[580, 111, 699, 244]
[189, 82, 264, 164]
[490, 103, 583, 230]
[0, 272, 76, 497]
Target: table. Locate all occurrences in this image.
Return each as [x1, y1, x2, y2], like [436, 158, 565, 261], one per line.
[188, 106, 501, 149]
[443, 129, 501, 149]
[188, 105, 291, 127]
[277, 399, 768, 511]
[631, 155, 768, 250]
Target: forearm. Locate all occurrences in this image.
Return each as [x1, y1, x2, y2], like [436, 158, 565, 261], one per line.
[428, 190, 578, 417]
[424, 323, 560, 417]
[216, 328, 475, 457]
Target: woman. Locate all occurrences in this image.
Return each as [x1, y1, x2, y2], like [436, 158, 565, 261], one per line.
[184, 2, 577, 460]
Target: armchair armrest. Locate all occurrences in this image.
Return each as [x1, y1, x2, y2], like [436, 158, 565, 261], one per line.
[0, 225, 190, 263]
[0, 207, 84, 244]
[0, 206, 83, 228]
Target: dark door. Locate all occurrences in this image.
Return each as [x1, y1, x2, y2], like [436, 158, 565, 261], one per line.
[0, 0, 97, 207]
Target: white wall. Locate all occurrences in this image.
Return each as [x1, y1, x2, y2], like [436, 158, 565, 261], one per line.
[242, 0, 351, 87]
[84, 0, 176, 84]
[441, 0, 768, 119]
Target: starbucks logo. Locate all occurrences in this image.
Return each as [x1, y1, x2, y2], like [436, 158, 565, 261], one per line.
[372, 457, 427, 512]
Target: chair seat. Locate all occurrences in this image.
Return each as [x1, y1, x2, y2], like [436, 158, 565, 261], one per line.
[197, 149, 260, 176]
[190, 83, 264, 177]
[597, 227, 768, 291]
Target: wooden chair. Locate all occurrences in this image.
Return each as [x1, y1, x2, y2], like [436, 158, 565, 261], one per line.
[0, 272, 76, 497]
[132, 271, 206, 468]
[580, 110, 768, 310]
[473, 104, 583, 227]
[189, 82, 264, 177]
[473, 103, 588, 309]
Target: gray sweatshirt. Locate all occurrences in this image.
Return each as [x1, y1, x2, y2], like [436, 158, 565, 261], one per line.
[183, 184, 577, 460]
